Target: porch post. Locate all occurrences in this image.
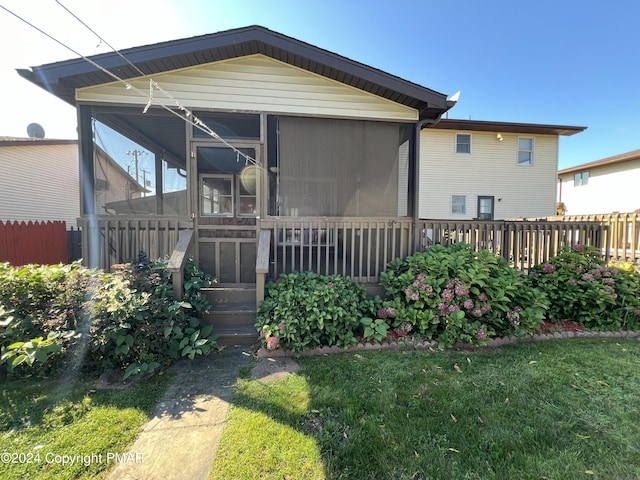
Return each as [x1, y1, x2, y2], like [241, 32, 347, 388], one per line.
[77, 105, 100, 268]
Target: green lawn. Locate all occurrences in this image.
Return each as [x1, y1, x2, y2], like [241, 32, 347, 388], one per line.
[211, 339, 640, 480]
[0, 372, 169, 480]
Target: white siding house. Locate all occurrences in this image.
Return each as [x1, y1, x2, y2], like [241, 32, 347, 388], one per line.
[420, 119, 585, 220]
[0, 138, 79, 228]
[558, 149, 640, 215]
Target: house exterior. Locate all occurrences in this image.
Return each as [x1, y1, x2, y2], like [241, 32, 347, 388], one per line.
[420, 120, 585, 220]
[18, 25, 456, 284]
[17, 25, 596, 344]
[0, 138, 80, 228]
[558, 149, 640, 215]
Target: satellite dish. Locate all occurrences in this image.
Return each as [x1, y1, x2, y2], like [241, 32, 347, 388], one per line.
[27, 123, 45, 139]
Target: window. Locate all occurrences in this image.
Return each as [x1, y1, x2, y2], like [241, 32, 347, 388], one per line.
[517, 138, 534, 165]
[456, 134, 471, 154]
[477, 196, 494, 220]
[574, 171, 589, 186]
[201, 175, 233, 216]
[451, 195, 466, 215]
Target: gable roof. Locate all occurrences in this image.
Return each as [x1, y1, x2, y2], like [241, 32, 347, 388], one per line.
[17, 25, 451, 121]
[558, 149, 640, 175]
[427, 119, 586, 136]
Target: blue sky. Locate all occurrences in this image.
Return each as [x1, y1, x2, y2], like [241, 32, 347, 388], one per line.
[1, 0, 638, 169]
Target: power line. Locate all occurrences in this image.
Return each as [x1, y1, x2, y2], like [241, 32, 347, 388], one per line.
[0, 2, 259, 167]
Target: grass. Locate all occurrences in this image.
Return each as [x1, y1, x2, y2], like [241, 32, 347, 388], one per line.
[0, 371, 169, 480]
[211, 339, 640, 480]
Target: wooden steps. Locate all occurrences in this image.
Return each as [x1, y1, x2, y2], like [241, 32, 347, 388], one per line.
[203, 286, 258, 347]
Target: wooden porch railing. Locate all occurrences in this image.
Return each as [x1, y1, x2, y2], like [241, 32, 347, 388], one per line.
[77, 216, 193, 271]
[259, 217, 415, 284]
[552, 213, 640, 264]
[417, 219, 606, 271]
[167, 229, 195, 298]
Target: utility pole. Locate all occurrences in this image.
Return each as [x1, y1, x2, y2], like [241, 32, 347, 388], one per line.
[127, 149, 147, 185]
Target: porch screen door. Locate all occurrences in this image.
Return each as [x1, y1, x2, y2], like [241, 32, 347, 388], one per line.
[195, 144, 260, 284]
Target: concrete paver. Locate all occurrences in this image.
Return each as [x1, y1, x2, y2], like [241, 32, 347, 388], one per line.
[106, 347, 252, 480]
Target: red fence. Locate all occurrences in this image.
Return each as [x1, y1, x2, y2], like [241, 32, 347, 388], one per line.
[0, 220, 69, 266]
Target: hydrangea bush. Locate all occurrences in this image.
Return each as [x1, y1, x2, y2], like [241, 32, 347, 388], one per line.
[379, 244, 548, 347]
[529, 245, 640, 330]
[256, 272, 376, 353]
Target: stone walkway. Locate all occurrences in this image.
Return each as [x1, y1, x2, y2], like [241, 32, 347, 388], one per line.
[106, 347, 253, 480]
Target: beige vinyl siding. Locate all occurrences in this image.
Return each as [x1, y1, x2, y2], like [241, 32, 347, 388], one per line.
[558, 159, 640, 215]
[77, 54, 418, 122]
[0, 144, 80, 228]
[419, 129, 558, 219]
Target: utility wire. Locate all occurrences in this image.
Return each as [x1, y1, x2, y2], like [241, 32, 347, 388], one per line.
[0, 2, 259, 166]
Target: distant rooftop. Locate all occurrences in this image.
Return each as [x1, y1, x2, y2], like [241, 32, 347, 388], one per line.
[558, 149, 640, 175]
[0, 137, 77, 146]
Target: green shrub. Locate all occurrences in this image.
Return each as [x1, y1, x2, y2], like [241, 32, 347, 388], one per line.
[379, 244, 548, 347]
[529, 245, 640, 330]
[85, 254, 219, 378]
[0, 255, 219, 379]
[256, 272, 375, 353]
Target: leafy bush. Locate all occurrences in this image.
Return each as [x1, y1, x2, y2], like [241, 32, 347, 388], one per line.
[529, 245, 640, 330]
[256, 272, 375, 353]
[0, 262, 85, 376]
[85, 254, 218, 378]
[379, 244, 548, 347]
[0, 255, 219, 379]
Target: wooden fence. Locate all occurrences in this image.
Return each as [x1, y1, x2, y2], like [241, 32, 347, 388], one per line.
[418, 219, 605, 271]
[552, 213, 640, 263]
[0, 220, 68, 265]
[258, 217, 605, 283]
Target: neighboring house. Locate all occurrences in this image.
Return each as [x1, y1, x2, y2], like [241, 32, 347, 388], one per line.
[16, 25, 588, 326]
[557, 149, 640, 215]
[0, 138, 148, 227]
[420, 120, 585, 220]
[0, 137, 79, 229]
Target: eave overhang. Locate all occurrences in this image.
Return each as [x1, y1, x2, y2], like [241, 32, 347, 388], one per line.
[426, 119, 587, 136]
[17, 25, 450, 121]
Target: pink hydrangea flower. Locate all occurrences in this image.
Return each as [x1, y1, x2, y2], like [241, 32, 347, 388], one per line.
[542, 263, 556, 274]
[568, 278, 578, 287]
[327, 281, 335, 288]
[454, 284, 470, 296]
[573, 244, 585, 252]
[472, 307, 483, 318]
[278, 323, 286, 331]
[476, 328, 487, 341]
[266, 336, 280, 351]
[463, 299, 474, 309]
[478, 292, 488, 302]
[442, 289, 454, 302]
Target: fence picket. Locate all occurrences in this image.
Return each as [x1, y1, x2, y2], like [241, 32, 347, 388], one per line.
[0, 220, 69, 265]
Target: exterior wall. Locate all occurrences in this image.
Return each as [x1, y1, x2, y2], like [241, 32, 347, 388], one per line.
[419, 129, 558, 220]
[76, 54, 418, 122]
[558, 159, 640, 215]
[0, 143, 80, 228]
